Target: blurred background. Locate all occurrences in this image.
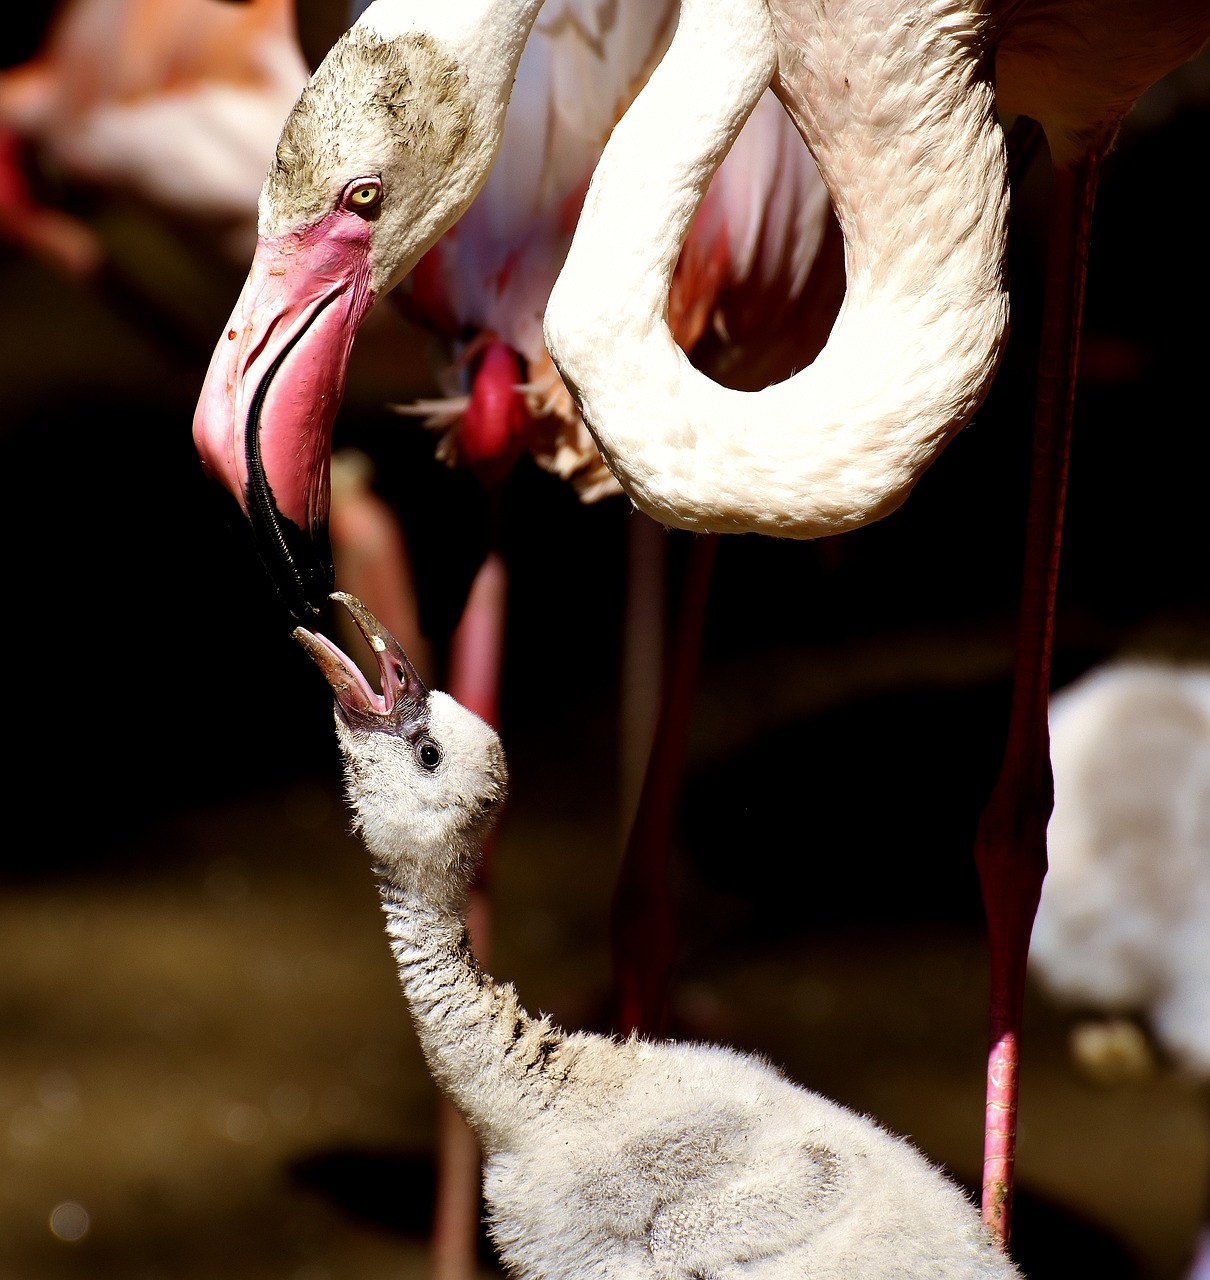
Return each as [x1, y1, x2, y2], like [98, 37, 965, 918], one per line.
[1, 2, 1208, 1278]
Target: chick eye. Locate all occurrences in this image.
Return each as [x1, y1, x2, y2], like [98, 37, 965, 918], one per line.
[343, 179, 382, 212]
[417, 739, 442, 771]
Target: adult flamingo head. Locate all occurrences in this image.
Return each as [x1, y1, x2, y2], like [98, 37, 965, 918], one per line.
[192, 0, 545, 620]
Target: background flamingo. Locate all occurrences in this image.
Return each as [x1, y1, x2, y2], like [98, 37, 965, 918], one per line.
[0, 0, 308, 279]
[1028, 655, 1210, 1280]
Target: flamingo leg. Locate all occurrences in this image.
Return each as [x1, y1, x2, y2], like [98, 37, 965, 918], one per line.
[430, 1094, 487, 1280]
[611, 529, 719, 1038]
[975, 146, 1101, 1246]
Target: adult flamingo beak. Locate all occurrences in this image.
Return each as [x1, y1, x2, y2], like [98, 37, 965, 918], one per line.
[193, 216, 377, 622]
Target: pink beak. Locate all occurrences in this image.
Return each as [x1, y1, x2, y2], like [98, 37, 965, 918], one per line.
[193, 208, 376, 620]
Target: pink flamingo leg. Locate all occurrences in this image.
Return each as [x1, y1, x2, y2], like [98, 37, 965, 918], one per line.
[975, 148, 1101, 1246]
[446, 548, 509, 731]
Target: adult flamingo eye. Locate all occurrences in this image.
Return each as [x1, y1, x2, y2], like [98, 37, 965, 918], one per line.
[343, 179, 382, 212]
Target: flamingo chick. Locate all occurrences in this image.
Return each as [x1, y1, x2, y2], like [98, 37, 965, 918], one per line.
[294, 590, 1023, 1280]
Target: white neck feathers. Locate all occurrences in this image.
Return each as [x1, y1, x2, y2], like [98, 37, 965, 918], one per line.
[377, 884, 568, 1151]
[544, 0, 1010, 538]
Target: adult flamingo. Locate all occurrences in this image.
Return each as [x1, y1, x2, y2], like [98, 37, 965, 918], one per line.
[191, 0, 1210, 1252]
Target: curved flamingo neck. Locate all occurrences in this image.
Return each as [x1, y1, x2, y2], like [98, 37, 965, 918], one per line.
[544, 0, 1010, 538]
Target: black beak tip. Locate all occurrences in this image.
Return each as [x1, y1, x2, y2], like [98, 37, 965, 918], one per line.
[255, 529, 334, 626]
[282, 556, 335, 625]
[242, 496, 335, 625]
[288, 589, 330, 626]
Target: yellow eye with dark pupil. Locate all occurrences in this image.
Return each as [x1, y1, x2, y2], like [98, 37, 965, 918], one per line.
[347, 183, 380, 209]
